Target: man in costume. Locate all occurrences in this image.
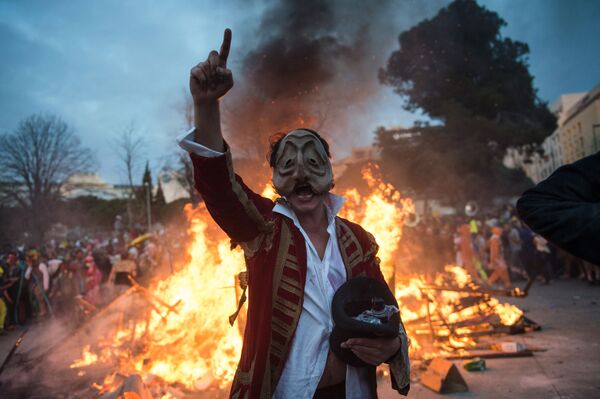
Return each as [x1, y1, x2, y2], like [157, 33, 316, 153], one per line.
[179, 29, 410, 399]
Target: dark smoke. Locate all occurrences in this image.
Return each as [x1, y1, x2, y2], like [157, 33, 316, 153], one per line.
[222, 0, 446, 188]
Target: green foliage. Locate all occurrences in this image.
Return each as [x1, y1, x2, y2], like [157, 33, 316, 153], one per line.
[0, 195, 190, 245]
[379, 0, 555, 137]
[377, 0, 556, 201]
[154, 180, 166, 207]
[55, 196, 129, 232]
[376, 125, 532, 204]
[142, 161, 152, 193]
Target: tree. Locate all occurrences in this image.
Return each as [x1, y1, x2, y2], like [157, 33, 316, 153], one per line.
[113, 123, 145, 229]
[139, 161, 153, 200]
[152, 179, 167, 222]
[138, 161, 154, 229]
[0, 114, 93, 242]
[154, 180, 166, 206]
[378, 0, 556, 203]
[376, 125, 533, 205]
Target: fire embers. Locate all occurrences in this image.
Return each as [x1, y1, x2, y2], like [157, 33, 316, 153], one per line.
[272, 130, 333, 197]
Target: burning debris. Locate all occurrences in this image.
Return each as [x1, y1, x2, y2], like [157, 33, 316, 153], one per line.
[0, 165, 540, 398]
[397, 265, 538, 359]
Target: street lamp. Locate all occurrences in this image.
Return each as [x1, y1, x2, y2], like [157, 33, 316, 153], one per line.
[144, 181, 152, 232]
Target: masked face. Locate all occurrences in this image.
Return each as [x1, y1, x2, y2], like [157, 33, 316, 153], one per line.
[272, 130, 333, 198]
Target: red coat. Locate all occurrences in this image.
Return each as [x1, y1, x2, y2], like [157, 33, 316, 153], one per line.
[191, 148, 409, 398]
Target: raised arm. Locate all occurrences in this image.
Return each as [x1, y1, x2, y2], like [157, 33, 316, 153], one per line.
[186, 29, 274, 252]
[189, 28, 233, 152]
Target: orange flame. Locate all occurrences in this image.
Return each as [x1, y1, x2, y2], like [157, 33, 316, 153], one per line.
[70, 163, 525, 390]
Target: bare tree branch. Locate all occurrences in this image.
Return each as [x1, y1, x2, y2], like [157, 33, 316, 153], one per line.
[0, 114, 94, 241]
[112, 122, 145, 228]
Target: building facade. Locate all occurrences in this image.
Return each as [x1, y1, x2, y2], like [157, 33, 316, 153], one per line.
[513, 84, 599, 184]
[61, 172, 134, 200]
[559, 84, 600, 164]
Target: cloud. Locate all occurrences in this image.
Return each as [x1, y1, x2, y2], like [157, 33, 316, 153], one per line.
[1, 0, 598, 183]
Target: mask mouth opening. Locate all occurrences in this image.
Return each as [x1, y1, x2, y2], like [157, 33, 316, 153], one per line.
[293, 182, 315, 196]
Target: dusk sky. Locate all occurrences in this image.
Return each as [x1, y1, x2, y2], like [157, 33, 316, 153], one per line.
[1, 0, 599, 183]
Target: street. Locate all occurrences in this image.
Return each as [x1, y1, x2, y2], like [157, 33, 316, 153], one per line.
[0, 279, 598, 398]
[378, 279, 600, 399]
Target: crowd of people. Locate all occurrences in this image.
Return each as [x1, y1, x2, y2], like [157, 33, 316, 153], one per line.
[397, 205, 600, 288]
[1, 204, 598, 334]
[0, 223, 185, 334]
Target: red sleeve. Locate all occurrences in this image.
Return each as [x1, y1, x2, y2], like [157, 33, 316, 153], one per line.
[190, 148, 274, 245]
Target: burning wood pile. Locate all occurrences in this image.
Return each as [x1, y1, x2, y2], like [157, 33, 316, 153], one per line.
[0, 166, 540, 398]
[397, 266, 539, 361]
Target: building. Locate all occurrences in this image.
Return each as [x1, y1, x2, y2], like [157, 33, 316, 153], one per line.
[559, 84, 600, 164]
[61, 172, 134, 200]
[513, 128, 564, 183]
[61, 170, 191, 204]
[157, 169, 189, 203]
[510, 84, 599, 184]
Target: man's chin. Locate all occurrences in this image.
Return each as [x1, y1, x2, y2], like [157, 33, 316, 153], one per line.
[288, 192, 325, 214]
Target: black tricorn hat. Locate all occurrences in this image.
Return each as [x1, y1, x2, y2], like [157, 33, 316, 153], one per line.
[330, 277, 400, 367]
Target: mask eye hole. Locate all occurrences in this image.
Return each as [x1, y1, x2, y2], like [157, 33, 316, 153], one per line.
[308, 158, 318, 166]
[284, 159, 293, 167]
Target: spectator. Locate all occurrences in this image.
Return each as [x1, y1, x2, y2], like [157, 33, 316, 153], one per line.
[486, 227, 511, 289]
[532, 234, 552, 284]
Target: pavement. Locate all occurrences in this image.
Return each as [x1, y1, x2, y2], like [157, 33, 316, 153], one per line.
[1, 279, 599, 398]
[378, 279, 600, 399]
[0, 328, 22, 371]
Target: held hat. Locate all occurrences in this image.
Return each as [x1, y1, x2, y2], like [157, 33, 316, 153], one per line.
[330, 277, 401, 367]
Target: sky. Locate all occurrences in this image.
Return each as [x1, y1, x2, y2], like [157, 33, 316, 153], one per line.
[1, 0, 599, 184]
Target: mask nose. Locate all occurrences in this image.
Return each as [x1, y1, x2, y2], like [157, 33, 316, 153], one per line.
[292, 153, 307, 181]
[292, 166, 307, 181]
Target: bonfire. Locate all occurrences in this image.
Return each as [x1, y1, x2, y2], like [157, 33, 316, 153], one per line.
[67, 165, 530, 397]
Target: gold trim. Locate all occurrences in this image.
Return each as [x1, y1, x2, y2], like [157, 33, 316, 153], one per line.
[336, 218, 364, 279]
[260, 360, 272, 399]
[267, 220, 304, 395]
[279, 280, 303, 296]
[271, 223, 292, 298]
[224, 148, 274, 256]
[281, 274, 302, 289]
[273, 302, 298, 318]
[231, 356, 256, 399]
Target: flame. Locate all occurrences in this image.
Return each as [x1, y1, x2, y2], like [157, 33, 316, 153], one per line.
[395, 265, 525, 358]
[338, 164, 414, 282]
[70, 203, 245, 391]
[70, 163, 526, 391]
[70, 345, 98, 368]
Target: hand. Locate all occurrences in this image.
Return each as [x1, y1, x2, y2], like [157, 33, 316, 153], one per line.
[341, 336, 401, 366]
[189, 28, 233, 105]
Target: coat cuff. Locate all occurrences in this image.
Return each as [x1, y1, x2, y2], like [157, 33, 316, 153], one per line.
[176, 127, 225, 157]
[387, 322, 410, 395]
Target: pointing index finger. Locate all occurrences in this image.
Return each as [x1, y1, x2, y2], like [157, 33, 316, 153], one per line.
[219, 28, 232, 67]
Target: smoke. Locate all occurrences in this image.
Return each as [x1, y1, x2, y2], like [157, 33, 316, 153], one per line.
[0, 292, 149, 398]
[222, 0, 446, 187]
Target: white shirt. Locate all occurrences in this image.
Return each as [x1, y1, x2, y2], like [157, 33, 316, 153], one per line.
[272, 197, 372, 399]
[25, 262, 50, 292]
[178, 130, 372, 398]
